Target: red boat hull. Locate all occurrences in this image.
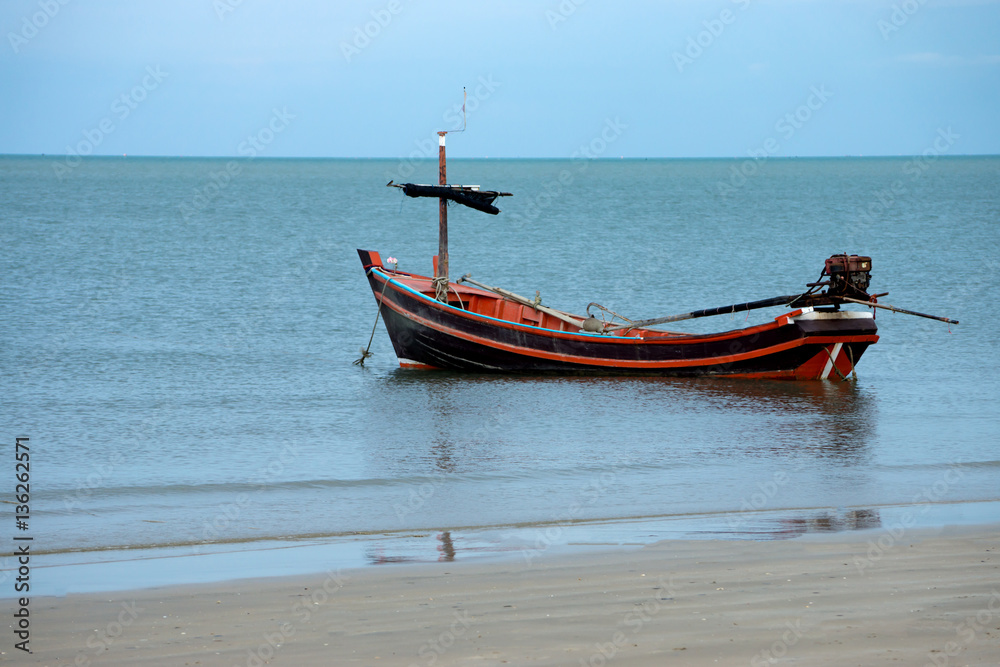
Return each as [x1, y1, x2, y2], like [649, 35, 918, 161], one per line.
[359, 250, 878, 380]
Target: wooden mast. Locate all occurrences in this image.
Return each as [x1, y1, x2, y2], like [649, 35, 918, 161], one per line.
[435, 131, 448, 302]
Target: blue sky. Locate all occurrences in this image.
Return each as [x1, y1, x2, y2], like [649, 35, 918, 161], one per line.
[1, 0, 998, 158]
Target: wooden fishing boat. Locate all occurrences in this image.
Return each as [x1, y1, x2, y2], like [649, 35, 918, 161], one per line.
[357, 128, 956, 379]
[360, 248, 881, 379]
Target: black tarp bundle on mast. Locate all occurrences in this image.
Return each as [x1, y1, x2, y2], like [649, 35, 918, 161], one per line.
[387, 181, 512, 215]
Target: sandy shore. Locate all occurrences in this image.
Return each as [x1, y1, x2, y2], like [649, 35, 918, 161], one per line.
[10, 524, 999, 666]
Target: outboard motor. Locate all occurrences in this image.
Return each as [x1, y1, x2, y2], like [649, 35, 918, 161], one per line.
[823, 254, 872, 298]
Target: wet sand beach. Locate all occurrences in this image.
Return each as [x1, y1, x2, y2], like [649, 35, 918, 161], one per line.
[15, 524, 999, 666]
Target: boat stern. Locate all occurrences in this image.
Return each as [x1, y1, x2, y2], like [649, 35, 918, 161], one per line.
[782, 307, 879, 380]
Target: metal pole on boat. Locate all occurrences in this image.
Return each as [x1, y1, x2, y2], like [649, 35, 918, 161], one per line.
[836, 295, 959, 324]
[604, 294, 803, 331]
[435, 131, 449, 302]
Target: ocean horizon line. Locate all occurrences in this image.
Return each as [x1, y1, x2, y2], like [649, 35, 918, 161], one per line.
[3, 153, 999, 161]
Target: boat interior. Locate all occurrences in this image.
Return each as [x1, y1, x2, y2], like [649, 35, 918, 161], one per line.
[371, 254, 679, 339]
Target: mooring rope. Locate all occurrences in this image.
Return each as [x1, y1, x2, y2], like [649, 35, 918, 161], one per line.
[823, 345, 850, 382]
[354, 269, 391, 366]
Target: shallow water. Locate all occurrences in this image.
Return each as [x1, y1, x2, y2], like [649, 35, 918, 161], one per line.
[2, 155, 998, 589]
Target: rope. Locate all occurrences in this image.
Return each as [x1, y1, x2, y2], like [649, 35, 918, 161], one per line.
[823, 345, 850, 382]
[354, 269, 391, 366]
[586, 302, 634, 329]
[431, 277, 465, 308]
[448, 283, 466, 310]
[432, 276, 448, 303]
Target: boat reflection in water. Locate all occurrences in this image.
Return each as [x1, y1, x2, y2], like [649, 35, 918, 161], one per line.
[760, 507, 882, 541]
[357, 373, 885, 564]
[367, 371, 881, 474]
[365, 530, 522, 566]
[361, 507, 885, 566]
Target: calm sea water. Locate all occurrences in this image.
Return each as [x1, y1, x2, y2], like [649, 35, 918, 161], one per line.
[2, 155, 999, 589]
